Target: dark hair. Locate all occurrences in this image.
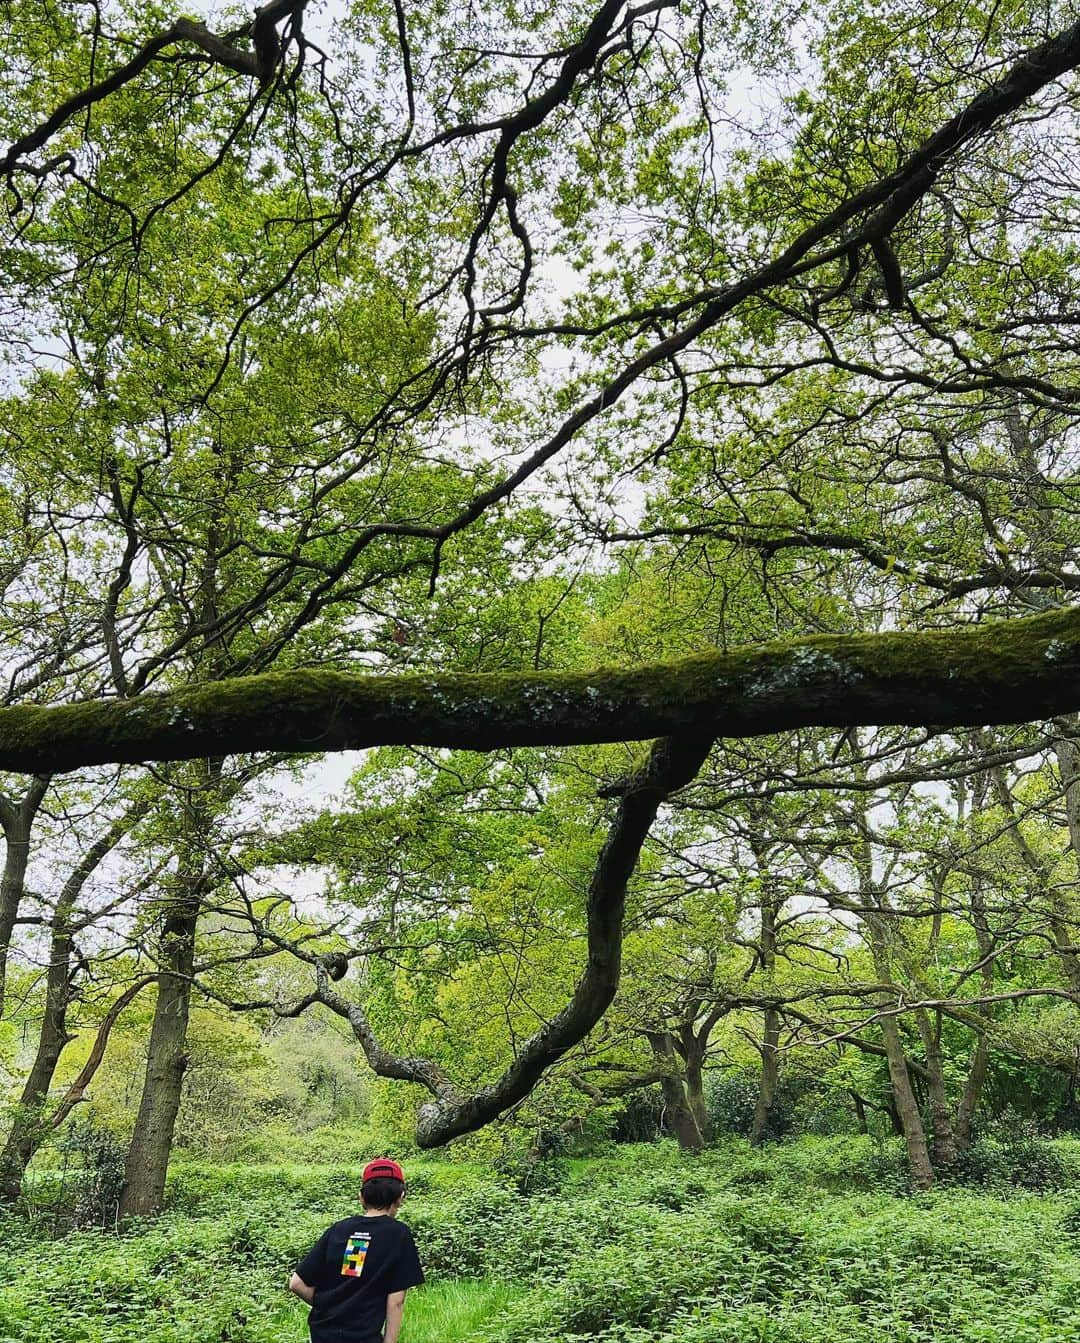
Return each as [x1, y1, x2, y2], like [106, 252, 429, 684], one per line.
[361, 1176, 405, 1209]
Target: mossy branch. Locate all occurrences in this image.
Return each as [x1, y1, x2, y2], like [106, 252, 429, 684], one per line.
[0, 607, 1079, 774]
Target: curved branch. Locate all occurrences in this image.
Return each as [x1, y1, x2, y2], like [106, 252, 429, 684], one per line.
[0, 1, 307, 178]
[47, 977, 154, 1129]
[315, 732, 711, 1146]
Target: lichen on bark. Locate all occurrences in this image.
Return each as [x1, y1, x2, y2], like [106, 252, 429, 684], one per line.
[0, 605, 1078, 774]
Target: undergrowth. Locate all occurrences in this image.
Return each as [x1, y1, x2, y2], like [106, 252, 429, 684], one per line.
[3, 1138, 1080, 1343]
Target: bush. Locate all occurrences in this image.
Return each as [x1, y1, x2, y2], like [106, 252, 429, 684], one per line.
[950, 1113, 1072, 1192]
[705, 1069, 818, 1141]
[62, 1121, 128, 1229]
[20, 1120, 128, 1234]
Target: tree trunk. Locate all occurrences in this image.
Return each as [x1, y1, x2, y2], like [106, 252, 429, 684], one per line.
[661, 1073, 705, 1152]
[648, 1031, 705, 1152]
[0, 777, 49, 1017]
[955, 1034, 988, 1151]
[751, 1009, 782, 1145]
[955, 836, 994, 1153]
[684, 1045, 709, 1145]
[851, 1091, 869, 1135]
[1050, 735, 1080, 988]
[0, 801, 147, 1202]
[914, 1007, 958, 1166]
[119, 747, 228, 1221]
[118, 885, 200, 1217]
[750, 852, 782, 1146]
[867, 922, 934, 1189]
[0, 918, 70, 1200]
[879, 1013, 934, 1189]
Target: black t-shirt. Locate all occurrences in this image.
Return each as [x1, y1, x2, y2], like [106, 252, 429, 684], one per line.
[295, 1214, 425, 1343]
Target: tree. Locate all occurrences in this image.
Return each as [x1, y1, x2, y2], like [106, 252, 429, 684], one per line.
[6, 0, 1080, 1163]
[0, 791, 151, 1200]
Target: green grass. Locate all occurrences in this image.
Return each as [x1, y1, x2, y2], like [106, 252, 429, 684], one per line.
[402, 1280, 526, 1343]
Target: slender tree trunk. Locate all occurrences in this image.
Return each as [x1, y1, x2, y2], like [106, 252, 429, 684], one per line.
[955, 834, 994, 1153]
[0, 777, 49, 1017]
[117, 881, 200, 1218]
[1051, 735, 1080, 986]
[955, 1035, 988, 1151]
[751, 1008, 781, 1145]
[867, 921, 934, 1189]
[0, 803, 147, 1201]
[851, 1091, 869, 1135]
[878, 1013, 934, 1189]
[914, 1007, 958, 1166]
[0, 918, 70, 1200]
[750, 849, 783, 1145]
[119, 746, 231, 1220]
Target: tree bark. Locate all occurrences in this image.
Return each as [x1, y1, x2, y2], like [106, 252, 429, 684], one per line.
[867, 921, 935, 1189]
[118, 737, 234, 1220]
[751, 1008, 782, 1145]
[118, 882, 200, 1217]
[1, 607, 1080, 774]
[955, 1034, 988, 1151]
[914, 1007, 958, 1166]
[684, 1044, 709, 1144]
[1051, 734, 1080, 987]
[878, 1012, 934, 1189]
[648, 1031, 705, 1152]
[955, 827, 994, 1153]
[0, 776, 49, 1016]
[750, 870, 782, 1146]
[0, 912, 70, 1200]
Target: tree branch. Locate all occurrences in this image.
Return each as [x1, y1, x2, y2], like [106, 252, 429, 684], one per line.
[1, 606, 1079, 773]
[47, 977, 154, 1129]
[314, 733, 711, 1146]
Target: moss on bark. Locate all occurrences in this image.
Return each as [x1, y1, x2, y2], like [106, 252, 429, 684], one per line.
[1, 605, 1079, 773]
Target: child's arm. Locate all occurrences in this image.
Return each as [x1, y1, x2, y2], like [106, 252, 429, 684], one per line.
[383, 1290, 408, 1343]
[288, 1273, 315, 1306]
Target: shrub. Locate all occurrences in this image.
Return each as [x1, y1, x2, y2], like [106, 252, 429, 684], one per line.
[705, 1069, 817, 1141]
[62, 1121, 128, 1229]
[6, 1139, 1080, 1343]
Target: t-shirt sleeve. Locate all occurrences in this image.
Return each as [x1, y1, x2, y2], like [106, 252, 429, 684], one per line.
[389, 1227, 425, 1292]
[294, 1228, 332, 1286]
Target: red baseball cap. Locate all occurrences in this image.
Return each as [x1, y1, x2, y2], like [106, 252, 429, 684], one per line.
[362, 1157, 405, 1184]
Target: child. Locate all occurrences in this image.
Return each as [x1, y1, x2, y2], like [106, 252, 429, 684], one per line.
[289, 1158, 424, 1343]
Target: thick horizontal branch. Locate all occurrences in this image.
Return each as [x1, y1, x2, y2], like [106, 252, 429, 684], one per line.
[1, 607, 1080, 773]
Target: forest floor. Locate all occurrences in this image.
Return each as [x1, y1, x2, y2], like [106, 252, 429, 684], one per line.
[4, 1137, 1080, 1343]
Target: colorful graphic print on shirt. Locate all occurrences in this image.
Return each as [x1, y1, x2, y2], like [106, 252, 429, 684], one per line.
[341, 1232, 371, 1278]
